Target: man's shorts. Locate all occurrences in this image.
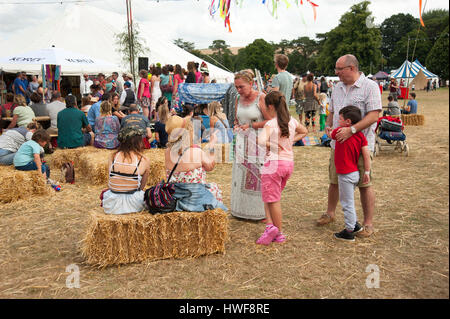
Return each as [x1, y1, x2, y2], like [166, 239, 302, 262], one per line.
[261, 160, 294, 203]
[295, 99, 305, 114]
[329, 148, 373, 188]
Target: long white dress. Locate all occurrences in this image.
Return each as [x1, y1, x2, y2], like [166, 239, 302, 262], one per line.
[230, 93, 266, 220]
[151, 77, 162, 108]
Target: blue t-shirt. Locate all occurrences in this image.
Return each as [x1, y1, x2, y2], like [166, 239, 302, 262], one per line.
[13, 140, 42, 167]
[87, 101, 101, 129]
[14, 78, 27, 96]
[407, 100, 418, 114]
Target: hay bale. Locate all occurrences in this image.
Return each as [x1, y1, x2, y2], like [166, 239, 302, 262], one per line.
[0, 165, 51, 203]
[143, 149, 166, 186]
[401, 114, 425, 126]
[50, 147, 101, 169]
[78, 150, 112, 185]
[81, 208, 229, 267]
[75, 148, 166, 186]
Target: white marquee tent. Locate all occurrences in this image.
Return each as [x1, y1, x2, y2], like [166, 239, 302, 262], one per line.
[390, 59, 438, 80]
[0, 4, 234, 82]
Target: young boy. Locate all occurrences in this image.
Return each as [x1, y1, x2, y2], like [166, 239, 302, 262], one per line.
[14, 129, 51, 178]
[331, 106, 371, 241]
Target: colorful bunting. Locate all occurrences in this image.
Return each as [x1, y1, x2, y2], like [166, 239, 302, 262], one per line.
[209, 0, 319, 32]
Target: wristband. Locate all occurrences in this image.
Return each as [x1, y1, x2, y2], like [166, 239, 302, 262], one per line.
[364, 171, 370, 175]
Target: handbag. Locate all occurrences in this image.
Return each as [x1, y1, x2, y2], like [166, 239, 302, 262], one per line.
[144, 147, 189, 214]
[160, 75, 173, 93]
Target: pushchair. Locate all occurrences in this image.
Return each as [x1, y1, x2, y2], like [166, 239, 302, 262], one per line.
[373, 116, 409, 157]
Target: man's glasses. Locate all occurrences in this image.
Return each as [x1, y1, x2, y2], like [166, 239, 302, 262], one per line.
[335, 66, 352, 72]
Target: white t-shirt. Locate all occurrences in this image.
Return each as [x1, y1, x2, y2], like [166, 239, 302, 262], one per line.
[46, 100, 66, 129]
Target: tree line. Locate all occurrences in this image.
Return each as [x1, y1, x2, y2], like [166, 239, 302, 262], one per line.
[174, 1, 449, 80]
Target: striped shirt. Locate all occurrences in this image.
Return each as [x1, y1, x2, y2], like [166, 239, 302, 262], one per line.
[329, 73, 382, 152]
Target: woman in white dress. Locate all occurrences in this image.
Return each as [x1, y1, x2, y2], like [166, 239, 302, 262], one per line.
[231, 69, 271, 220]
[150, 66, 162, 121]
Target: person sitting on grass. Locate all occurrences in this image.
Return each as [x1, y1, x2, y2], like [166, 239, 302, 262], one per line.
[101, 126, 150, 215]
[0, 122, 38, 165]
[57, 95, 94, 149]
[14, 129, 51, 178]
[111, 93, 126, 121]
[94, 101, 120, 149]
[401, 92, 418, 114]
[331, 105, 371, 242]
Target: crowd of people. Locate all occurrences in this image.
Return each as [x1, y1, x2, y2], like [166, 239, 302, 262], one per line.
[1, 52, 428, 244]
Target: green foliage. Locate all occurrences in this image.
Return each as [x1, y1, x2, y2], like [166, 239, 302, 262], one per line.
[315, 1, 382, 75]
[173, 38, 196, 52]
[380, 14, 419, 68]
[115, 22, 149, 79]
[235, 39, 275, 74]
[422, 9, 449, 41]
[426, 26, 449, 80]
[390, 29, 432, 68]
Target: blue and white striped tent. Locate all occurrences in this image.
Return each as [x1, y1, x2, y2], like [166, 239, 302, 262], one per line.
[391, 59, 438, 79]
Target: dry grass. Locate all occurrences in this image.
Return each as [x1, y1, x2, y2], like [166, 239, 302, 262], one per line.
[0, 89, 448, 298]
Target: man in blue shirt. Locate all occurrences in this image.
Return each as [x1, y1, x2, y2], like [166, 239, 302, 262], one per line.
[402, 92, 418, 114]
[87, 92, 111, 132]
[13, 72, 27, 97]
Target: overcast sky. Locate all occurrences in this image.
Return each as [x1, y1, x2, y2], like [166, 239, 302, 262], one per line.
[0, 0, 448, 49]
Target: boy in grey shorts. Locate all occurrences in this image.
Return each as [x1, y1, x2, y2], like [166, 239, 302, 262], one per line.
[330, 106, 371, 241]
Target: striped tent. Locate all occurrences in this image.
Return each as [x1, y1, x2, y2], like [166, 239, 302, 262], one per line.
[391, 60, 438, 79]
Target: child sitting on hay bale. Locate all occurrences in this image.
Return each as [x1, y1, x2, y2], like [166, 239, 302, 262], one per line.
[401, 92, 418, 114]
[14, 129, 51, 178]
[101, 126, 151, 215]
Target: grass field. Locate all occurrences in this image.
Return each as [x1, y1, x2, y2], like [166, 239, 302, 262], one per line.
[0, 88, 448, 298]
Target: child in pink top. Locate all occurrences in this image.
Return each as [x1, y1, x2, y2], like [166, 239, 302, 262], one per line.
[137, 69, 151, 119]
[256, 91, 308, 245]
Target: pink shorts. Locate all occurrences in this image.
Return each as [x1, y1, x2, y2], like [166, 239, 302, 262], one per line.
[261, 160, 294, 203]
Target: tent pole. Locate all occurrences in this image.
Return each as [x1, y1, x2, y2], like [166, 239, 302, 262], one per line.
[126, 0, 135, 88]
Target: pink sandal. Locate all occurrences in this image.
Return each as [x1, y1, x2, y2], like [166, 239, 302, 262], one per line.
[256, 225, 279, 245]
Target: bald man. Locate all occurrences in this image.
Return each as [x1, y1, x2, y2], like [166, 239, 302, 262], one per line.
[316, 54, 382, 238]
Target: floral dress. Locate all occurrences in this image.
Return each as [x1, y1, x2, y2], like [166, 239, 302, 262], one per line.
[167, 166, 223, 202]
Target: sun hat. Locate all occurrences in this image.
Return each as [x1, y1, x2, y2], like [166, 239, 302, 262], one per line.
[165, 115, 192, 143]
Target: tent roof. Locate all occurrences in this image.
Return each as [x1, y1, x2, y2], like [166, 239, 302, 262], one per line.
[0, 4, 234, 82]
[390, 60, 438, 79]
[373, 71, 389, 79]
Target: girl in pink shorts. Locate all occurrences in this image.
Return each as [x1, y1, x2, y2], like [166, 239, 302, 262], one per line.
[256, 91, 308, 245]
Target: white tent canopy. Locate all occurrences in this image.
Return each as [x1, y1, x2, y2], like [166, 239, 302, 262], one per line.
[0, 4, 234, 82]
[390, 59, 438, 79]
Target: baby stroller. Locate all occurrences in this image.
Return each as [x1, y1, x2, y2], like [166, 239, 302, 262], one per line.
[373, 116, 409, 157]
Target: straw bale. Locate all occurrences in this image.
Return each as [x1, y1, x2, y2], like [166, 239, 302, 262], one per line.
[143, 149, 167, 186]
[0, 165, 51, 203]
[401, 114, 425, 126]
[78, 150, 112, 185]
[50, 146, 102, 169]
[81, 208, 229, 267]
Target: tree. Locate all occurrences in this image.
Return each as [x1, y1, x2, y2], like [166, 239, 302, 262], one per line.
[208, 40, 232, 56]
[422, 9, 449, 42]
[315, 1, 382, 75]
[173, 38, 196, 53]
[287, 37, 319, 74]
[380, 14, 419, 68]
[235, 39, 275, 74]
[426, 26, 449, 80]
[115, 21, 149, 81]
[389, 29, 432, 68]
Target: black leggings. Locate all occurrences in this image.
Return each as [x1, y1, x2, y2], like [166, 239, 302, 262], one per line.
[305, 110, 316, 127]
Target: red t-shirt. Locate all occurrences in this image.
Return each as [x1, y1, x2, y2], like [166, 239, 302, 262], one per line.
[331, 127, 368, 174]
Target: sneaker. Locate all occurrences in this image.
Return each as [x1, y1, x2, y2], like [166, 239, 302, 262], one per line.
[356, 225, 374, 238]
[273, 232, 286, 243]
[352, 221, 363, 234]
[316, 214, 335, 226]
[334, 229, 355, 242]
[256, 225, 279, 245]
